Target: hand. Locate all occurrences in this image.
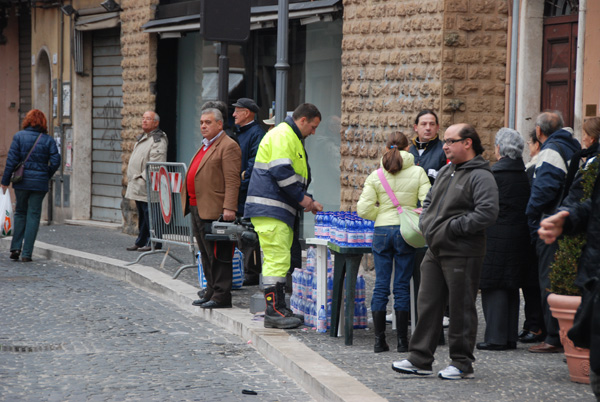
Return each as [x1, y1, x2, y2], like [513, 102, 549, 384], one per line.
[538, 210, 569, 244]
[1, 185, 7, 194]
[413, 207, 423, 215]
[222, 209, 236, 221]
[299, 195, 313, 212]
[310, 200, 324, 214]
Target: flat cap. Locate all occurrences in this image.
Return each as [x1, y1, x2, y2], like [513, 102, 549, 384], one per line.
[232, 98, 259, 113]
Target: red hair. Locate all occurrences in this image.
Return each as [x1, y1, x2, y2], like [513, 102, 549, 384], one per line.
[22, 109, 48, 132]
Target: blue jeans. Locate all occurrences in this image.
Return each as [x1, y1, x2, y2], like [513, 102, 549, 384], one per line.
[11, 189, 47, 259]
[371, 225, 415, 312]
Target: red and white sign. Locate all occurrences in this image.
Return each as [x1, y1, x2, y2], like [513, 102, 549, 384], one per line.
[151, 171, 182, 193]
[157, 166, 172, 225]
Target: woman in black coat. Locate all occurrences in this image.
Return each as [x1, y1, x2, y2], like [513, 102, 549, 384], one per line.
[478, 128, 531, 351]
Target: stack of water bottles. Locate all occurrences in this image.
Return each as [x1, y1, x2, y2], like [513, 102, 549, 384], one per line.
[290, 246, 368, 331]
[314, 211, 374, 247]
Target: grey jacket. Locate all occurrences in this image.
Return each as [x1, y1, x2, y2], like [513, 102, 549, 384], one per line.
[419, 155, 499, 258]
[125, 129, 168, 202]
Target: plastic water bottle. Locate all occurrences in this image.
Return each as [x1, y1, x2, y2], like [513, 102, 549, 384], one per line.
[323, 212, 331, 240]
[347, 217, 356, 246]
[314, 212, 321, 238]
[317, 305, 327, 333]
[356, 218, 365, 247]
[365, 220, 374, 246]
[329, 213, 338, 244]
[302, 269, 310, 300]
[354, 302, 360, 329]
[360, 300, 368, 329]
[327, 301, 332, 329]
[306, 247, 316, 272]
[312, 272, 317, 298]
[326, 274, 333, 305]
[356, 275, 366, 301]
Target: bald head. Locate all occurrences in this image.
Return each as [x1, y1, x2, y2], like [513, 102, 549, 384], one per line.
[535, 111, 564, 142]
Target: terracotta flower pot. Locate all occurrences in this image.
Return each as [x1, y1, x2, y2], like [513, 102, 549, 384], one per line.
[548, 293, 590, 384]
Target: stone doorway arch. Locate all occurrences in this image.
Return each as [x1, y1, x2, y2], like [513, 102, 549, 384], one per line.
[33, 49, 52, 130]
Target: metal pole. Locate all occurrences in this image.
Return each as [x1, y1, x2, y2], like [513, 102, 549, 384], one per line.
[275, 0, 289, 124]
[508, 0, 519, 129]
[218, 42, 229, 102]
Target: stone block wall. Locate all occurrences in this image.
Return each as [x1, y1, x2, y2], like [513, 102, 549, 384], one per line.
[339, 0, 508, 211]
[120, 0, 159, 233]
[441, 0, 508, 156]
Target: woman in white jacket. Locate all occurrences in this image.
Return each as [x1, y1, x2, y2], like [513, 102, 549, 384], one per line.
[357, 132, 431, 353]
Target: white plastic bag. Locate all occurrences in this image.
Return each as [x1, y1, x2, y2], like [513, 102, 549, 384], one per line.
[0, 190, 13, 237]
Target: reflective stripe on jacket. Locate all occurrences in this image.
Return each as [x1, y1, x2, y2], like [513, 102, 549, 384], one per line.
[244, 121, 308, 228]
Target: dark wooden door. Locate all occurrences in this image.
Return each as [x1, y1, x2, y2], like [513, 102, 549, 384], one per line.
[541, 15, 578, 127]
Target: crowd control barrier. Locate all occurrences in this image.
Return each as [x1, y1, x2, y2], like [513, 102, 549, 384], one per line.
[126, 162, 197, 279]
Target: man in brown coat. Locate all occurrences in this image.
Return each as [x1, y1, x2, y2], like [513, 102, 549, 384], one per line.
[182, 108, 241, 309]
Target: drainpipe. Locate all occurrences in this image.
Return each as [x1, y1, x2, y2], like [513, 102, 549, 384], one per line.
[508, 0, 519, 129]
[573, 0, 587, 137]
[274, 0, 289, 124]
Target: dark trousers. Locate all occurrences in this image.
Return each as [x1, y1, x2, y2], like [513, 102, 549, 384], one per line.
[481, 288, 520, 345]
[408, 250, 483, 374]
[190, 206, 234, 305]
[522, 284, 545, 334]
[134, 201, 150, 247]
[11, 189, 46, 259]
[536, 237, 561, 346]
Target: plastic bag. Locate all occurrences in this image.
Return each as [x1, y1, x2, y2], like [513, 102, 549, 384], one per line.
[0, 190, 13, 236]
[197, 248, 244, 290]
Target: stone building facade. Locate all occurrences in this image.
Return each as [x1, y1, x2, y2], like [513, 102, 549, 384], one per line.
[339, 0, 508, 210]
[120, 0, 159, 233]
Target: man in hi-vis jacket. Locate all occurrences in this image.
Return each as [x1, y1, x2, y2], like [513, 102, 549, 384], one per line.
[244, 103, 323, 329]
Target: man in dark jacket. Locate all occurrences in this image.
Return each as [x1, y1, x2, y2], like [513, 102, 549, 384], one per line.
[392, 124, 499, 380]
[538, 170, 600, 395]
[526, 111, 580, 353]
[232, 98, 266, 286]
[408, 110, 447, 185]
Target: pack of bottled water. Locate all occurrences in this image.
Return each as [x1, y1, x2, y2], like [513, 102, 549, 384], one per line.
[314, 211, 374, 247]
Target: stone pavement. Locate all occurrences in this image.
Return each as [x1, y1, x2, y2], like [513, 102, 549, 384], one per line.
[1, 222, 596, 401]
[0, 258, 312, 401]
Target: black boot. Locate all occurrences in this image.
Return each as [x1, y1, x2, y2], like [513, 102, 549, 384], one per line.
[372, 311, 389, 353]
[395, 310, 409, 352]
[264, 282, 302, 329]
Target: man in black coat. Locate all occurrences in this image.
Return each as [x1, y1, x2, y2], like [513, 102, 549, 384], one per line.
[538, 167, 600, 395]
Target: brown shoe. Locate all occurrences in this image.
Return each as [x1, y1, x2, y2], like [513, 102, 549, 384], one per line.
[528, 342, 563, 353]
[137, 246, 152, 252]
[126, 245, 140, 251]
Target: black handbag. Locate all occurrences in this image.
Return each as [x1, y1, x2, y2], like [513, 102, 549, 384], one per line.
[11, 133, 43, 184]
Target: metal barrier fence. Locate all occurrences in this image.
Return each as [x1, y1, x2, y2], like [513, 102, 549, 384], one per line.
[126, 162, 197, 279]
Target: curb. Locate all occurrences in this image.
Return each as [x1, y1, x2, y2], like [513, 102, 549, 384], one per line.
[1, 238, 385, 402]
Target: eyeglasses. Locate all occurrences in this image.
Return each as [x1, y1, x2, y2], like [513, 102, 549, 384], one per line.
[443, 138, 466, 146]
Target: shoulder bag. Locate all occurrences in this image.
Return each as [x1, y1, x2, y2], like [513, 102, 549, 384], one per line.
[376, 168, 426, 248]
[11, 133, 43, 184]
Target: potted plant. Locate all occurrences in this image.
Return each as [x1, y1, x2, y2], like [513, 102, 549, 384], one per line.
[547, 159, 599, 384]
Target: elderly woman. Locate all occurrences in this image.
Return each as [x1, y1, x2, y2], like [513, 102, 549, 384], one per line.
[357, 132, 430, 353]
[477, 128, 530, 351]
[1, 109, 60, 262]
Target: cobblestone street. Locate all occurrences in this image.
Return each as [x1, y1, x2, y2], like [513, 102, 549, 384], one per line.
[0, 258, 312, 401]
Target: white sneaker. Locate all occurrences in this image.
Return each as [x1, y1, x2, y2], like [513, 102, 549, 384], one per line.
[442, 316, 450, 328]
[391, 359, 433, 376]
[386, 313, 393, 323]
[437, 365, 474, 380]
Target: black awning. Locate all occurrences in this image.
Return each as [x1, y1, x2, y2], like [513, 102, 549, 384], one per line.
[142, 0, 341, 34]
